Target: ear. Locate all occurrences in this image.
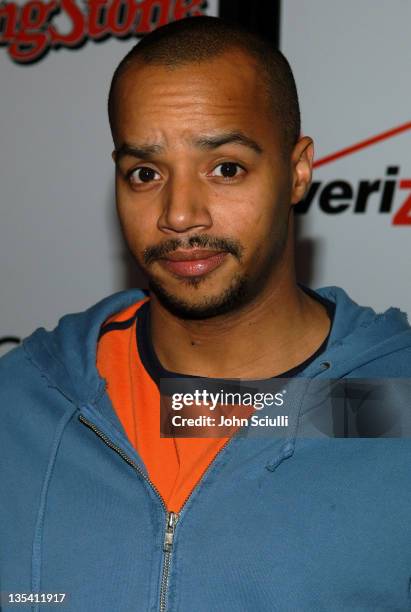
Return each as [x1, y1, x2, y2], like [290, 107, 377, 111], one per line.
[111, 150, 117, 163]
[290, 136, 314, 205]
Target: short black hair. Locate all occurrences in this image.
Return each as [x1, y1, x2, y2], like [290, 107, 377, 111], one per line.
[108, 16, 300, 151]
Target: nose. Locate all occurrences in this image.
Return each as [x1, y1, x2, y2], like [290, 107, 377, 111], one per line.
[157, 170, 212, 234]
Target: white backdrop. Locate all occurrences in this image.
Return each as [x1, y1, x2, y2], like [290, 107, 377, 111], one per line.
[282, 0, 411, 315]
[1, 0, 410, 356]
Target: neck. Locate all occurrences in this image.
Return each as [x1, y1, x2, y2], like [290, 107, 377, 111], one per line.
[149, 271, 331, 381]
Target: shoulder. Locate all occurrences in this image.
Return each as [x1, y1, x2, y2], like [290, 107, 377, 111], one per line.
[347, 346, 411, 378]
[0, 342, 38, 394]
[0, 288, 148, 415]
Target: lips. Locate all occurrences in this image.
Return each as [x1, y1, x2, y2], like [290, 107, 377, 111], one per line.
[159, 249, 228, 278]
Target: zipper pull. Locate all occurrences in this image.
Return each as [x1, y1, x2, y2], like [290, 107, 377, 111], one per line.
[163, 512, 178, 553]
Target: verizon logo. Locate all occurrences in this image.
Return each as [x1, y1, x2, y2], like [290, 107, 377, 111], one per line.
[296, 122, 411, 225]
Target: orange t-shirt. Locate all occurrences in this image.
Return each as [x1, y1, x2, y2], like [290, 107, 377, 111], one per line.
[96, 299, 230, 513]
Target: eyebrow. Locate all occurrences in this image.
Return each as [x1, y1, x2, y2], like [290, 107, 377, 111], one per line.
[193, 131, 263, 155]
[115, 131, 263, 163]
[114, 143, 164, 162]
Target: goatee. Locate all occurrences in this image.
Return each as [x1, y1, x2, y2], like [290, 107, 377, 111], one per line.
[148, 273, 251, 320]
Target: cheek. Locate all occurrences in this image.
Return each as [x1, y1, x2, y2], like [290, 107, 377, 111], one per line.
[211, 181, 282, 241]
[116, 186, 158, 256]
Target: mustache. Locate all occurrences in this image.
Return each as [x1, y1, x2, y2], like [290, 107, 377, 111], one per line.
[143, 235, 244, 265]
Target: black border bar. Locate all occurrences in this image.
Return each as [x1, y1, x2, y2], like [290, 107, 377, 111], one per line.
[218, 0, 281, 47]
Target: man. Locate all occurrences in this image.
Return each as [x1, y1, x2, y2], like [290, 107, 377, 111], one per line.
[1, 16, 411, 612]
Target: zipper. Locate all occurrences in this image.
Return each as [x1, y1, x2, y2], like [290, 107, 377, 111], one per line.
[159, 511, 178, 612]
[78, 413, 166, 505]
[158, 436, 232, 611]
[78, 413, 234, 612]
[78, 414, 173, 611]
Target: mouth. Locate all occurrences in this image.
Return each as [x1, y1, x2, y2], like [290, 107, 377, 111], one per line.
[158, 249, 228, 278]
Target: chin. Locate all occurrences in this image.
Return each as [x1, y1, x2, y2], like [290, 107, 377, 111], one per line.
[148, 273, 251, 320]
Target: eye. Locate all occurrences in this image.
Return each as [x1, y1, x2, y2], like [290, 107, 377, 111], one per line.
[210, 162, 245, 179]
[128, 166, 161, 185]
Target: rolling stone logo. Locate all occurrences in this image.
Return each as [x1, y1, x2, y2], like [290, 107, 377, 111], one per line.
[0, 0, 207, 63]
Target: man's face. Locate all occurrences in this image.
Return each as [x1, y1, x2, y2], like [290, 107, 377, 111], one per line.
[113, 50, 312, 318]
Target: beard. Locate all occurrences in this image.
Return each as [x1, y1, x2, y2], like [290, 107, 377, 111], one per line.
[148, 272, 251, 320]
[142, 233, 253, 320]
[139, 221, 290, 320]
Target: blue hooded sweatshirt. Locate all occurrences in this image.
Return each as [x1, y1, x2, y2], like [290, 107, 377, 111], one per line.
[1, 286, 411, 612]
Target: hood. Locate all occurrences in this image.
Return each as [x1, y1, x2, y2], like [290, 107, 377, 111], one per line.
[22, 285, 411, 409]
[306, 286, 411, 378]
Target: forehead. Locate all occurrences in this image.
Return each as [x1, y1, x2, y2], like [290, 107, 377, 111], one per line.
[114, 50, 276, 146]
